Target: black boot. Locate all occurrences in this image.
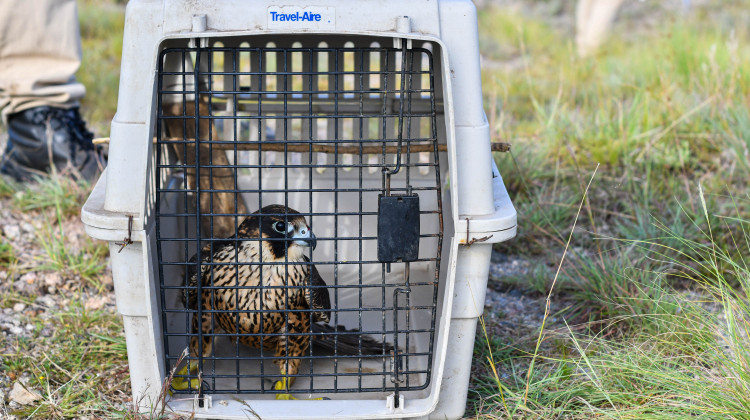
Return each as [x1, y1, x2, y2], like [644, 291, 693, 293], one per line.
[0, 106, 106, 182]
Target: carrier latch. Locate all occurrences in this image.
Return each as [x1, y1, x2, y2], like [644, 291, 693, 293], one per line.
[377, 38, 420, 265]
[377, 193, 420, 263]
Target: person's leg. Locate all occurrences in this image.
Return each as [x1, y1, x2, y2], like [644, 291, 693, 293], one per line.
[0, 0, 104, 181]
[575, 0, 625, 58]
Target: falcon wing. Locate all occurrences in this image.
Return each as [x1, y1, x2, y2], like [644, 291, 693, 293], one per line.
[184, 239, 237, 310]
[303, 255, 331, 323]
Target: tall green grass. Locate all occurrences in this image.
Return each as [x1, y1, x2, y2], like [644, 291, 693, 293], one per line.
[475, 3, 750, 418]
[475, 188, 750, 418]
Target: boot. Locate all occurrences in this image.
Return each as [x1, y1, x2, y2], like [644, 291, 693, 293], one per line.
[1, 106, 106, 182]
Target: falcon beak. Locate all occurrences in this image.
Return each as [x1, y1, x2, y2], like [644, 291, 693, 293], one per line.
[292, 226, 317, 250]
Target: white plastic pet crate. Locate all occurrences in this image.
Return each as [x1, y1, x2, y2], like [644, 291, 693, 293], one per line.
[81, 0, 516, 418]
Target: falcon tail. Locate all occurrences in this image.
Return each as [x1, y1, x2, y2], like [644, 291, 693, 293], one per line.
[311, 324, 395, 356]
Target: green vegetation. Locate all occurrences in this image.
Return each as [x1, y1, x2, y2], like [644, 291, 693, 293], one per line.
[6, 306, 129, 418]
[471, 2, 750, 418]
[77, 0, 125, 134]
[13, 176, 93, 219]
[0, 5, 127, 417]
[35, 225, 109, 290]
[0, 240, 15, 268]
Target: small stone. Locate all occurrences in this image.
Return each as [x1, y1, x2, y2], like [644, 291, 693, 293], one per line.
[8, 382, 41, 405]
[35, 295, 56, 308]
[2, 224, 20, 241]
[20, 272, 37, 285]
[43, 273, 62, 288]
[508, 289, 523, 298]
[20, 222, 34, 234]
[9, 326, 23, 335]
[12, 303, 25, 312]
[24, 324, 34, 331]
[84, 296, 108, 311]
[40, 327, 53, 337]
[13, 280, 25, 293]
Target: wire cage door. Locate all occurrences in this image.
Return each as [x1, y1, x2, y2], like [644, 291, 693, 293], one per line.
[155, 39, 444, 399]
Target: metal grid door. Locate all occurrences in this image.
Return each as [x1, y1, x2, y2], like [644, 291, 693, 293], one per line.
[154, 38, 444, 399]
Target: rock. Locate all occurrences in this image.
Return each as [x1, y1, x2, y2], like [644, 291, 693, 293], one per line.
[35, 295, 57, 309]
[2, 224, 20, 241]
[43, 272, 62, 293]
[20, 222, 34, 234]
[43, 273, 62, 288]
[13, 280, 26, 293]
[20, 272, 37, 285]
[12, 303, 25, 312]
[8, 382, 41, 405]
[84, 296, 108, 311]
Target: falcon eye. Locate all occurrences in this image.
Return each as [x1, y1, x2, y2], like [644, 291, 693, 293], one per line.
[272, 221, 287, 233]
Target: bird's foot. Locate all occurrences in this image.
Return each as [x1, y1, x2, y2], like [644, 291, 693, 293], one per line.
[170, 362, 201, 393]
[274, 393, 329, 401]
[273, 378, 329, 400]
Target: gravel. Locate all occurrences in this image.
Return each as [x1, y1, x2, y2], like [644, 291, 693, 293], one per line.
[0, 188, 119, 413]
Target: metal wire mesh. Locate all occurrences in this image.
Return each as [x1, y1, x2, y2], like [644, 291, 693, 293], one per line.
[155, 41, 443, 397]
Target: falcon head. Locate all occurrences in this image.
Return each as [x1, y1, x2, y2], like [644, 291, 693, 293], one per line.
[237, 204, 316, 259]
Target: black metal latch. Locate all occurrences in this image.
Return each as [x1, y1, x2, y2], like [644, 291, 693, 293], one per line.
[377, 193, 420, 263]
[376, 38, 420, 266]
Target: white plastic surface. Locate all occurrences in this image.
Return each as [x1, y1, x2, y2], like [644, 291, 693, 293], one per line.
[81, 0, 517, 418]
[454, 159, 518, 244]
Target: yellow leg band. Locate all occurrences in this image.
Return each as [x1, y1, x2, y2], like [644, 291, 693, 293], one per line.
[170, 362, 201, 393]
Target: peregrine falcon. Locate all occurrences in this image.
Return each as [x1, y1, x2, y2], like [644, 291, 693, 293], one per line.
[171, 204, 331, 399]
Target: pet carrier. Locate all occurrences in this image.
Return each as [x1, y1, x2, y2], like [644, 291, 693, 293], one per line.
[81, 0, 516, 418]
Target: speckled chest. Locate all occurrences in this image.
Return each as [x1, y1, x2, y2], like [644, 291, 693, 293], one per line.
[199, 240, 309, 338]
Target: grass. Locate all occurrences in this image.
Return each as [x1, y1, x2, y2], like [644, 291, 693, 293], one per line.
[474, 194, 750, 418]
[0, 171, 124, 417]
[1, 172, 109, 287]
[4, 305, 130, 418]
[35, 224, 109, 289]
[12, 176, 93, 219]
[0, 240, 15, 268]
[77, 0, 125, 133]
[470, 1, 750, 418]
